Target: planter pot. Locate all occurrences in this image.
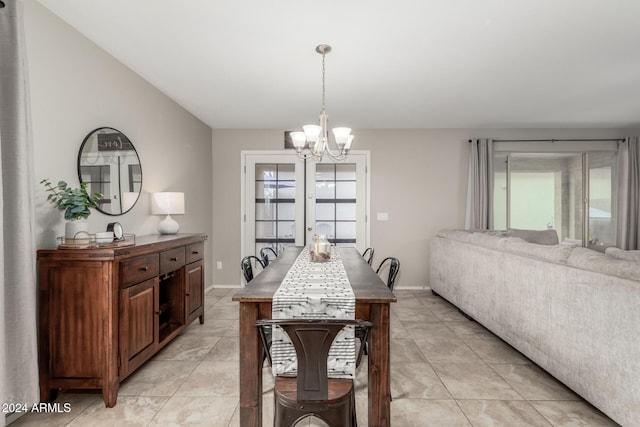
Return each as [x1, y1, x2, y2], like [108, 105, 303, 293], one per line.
[65, 219, 89, 240]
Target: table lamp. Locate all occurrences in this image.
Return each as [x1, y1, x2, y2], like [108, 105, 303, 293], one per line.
[151, 192, 185, 234]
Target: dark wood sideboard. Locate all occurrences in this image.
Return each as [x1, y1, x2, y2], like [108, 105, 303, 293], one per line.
[37, 233, 207, 407]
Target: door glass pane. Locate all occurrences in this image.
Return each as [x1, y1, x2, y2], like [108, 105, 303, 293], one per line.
[336, 182, 356, 199]
[316, 164, 335, 180]
[256, 221, 276, 238]
[336, 164, 356, 180]
[336, 222, 356, 239]
[255, 163, 297, 254]
[316, 203, 335, 221]
[256, 164, 277, 180]
[278, 203, 295, 221]
[588, 152, 617, 250]
[316, 182, 335, 199]
[336, 204, 356, 221]
[277, 182, 295, 199]
[277, 222, 296, 238]
[315, 163, 357, 246]
[315, 222, 334, 238]
[277, 164, 295, 180]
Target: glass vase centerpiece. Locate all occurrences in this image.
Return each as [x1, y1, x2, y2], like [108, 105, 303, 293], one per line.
[309, 234, 330, 262]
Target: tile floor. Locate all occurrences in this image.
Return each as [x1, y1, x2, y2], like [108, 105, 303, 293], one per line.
[10, 288, 619, 426]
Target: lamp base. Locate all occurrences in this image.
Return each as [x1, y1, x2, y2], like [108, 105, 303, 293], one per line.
[158, 215, 180, 235]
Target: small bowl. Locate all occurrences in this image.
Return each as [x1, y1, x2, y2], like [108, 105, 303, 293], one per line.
[96, 231, 114, 244]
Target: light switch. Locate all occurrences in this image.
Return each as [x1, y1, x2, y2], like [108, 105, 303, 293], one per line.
[377, 212, 389, 221]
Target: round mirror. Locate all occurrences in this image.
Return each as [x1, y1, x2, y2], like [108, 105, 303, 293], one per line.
[77, 127, 142, 216]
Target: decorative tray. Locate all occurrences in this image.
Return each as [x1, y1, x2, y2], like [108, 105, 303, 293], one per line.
[57, 234, 136, 250]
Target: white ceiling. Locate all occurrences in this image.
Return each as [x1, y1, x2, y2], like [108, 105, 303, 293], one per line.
[37, 0, 640, 130]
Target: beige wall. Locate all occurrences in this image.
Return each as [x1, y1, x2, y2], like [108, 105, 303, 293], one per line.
[25, 1, 214, 286]
[212, 128, 639, 289]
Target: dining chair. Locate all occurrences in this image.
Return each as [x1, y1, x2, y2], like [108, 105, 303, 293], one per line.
[256, 318, 371, 427]
[241, 255, 265, 284]
[259, 247, 279, 266]
[362, 247, 374, 266]
[376, 257, 400, 291]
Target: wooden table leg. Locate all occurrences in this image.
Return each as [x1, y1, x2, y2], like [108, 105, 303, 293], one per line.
[239, 302, 262, 427]
[368, 303, 391, 427]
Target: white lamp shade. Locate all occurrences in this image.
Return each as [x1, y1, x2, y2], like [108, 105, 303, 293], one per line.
[290, 131, 306, 148]
[332, 127, 352, 146]
[151, 192, 185, 215]
[303, 125, 322, 142]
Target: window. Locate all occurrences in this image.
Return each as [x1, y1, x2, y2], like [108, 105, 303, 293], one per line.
[494, 150, 617, 250]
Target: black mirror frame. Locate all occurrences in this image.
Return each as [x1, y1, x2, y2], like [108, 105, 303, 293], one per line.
[77, 126, 142, 216]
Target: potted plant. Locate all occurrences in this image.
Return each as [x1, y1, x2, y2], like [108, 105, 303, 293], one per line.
[41, 179, 103, 239]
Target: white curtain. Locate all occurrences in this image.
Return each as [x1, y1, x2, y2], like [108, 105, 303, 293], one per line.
[465, 139, 494, 230]
[0, 0, 40, 410]
[617, 136, 640, 250]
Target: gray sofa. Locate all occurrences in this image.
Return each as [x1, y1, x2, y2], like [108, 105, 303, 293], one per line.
[429, 229, 640, 427]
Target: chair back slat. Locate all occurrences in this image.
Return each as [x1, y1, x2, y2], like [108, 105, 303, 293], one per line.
[256, 319, 372, 403]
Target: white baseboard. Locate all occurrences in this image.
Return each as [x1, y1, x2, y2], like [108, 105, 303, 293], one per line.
[393, 285, 430, 290]
[209, 284, 242, 289]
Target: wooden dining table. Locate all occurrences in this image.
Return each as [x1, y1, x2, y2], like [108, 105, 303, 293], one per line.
[232, 246, 397, 427]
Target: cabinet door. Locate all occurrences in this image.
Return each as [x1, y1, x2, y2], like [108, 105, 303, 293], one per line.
[185, 260, 204, 324]
[119, 277, 158, 377]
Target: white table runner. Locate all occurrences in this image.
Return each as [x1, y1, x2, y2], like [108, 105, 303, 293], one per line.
[271, 246, 356, 379]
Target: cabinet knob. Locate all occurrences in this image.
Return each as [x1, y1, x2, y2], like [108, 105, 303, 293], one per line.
[140, 266, 149, 272]
[170, 257, 178, 261]
[192, 251, 199, 255]
[185, 292, 191, 296]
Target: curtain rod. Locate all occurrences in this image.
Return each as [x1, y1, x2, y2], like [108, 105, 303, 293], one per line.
[468, 138, 625, 143]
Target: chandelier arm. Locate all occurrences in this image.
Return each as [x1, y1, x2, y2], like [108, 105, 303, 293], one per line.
[324, 145, 348, 161]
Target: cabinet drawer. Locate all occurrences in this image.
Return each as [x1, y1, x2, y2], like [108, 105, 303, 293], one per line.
[121, 254, 159, 288]
[185, 242, 204, 264]
[160, 247, 185, 274]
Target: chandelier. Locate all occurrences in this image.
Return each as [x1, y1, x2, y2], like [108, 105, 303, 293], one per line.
[290, 44, 353, 161]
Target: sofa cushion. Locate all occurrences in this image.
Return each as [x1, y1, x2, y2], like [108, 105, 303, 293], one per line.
[605, 247, 640, 262]
[503, 238, 573, 264]
[568, 247, 640, 281]
[507, 228, 559, 245]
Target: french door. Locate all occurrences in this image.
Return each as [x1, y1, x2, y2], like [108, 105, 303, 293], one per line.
[242, 151, 369, 263]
